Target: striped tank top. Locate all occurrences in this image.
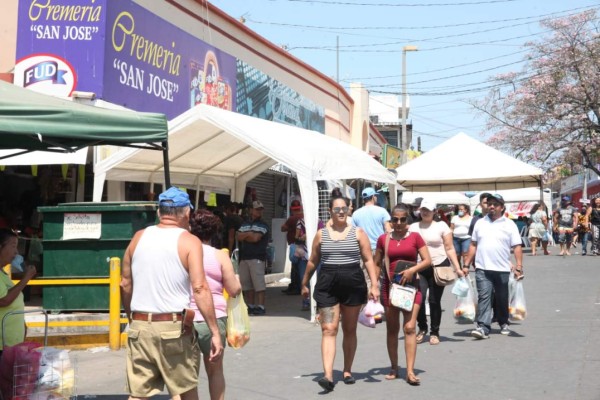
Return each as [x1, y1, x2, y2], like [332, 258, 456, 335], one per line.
[320, 226, 361, 265]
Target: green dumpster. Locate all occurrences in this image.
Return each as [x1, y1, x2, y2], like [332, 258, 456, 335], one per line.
[38, 202, 158, 311]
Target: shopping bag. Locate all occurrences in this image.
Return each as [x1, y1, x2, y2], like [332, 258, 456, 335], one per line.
[454, 278, 476, 323]
[226, 295, 250, 349]
[509, 280, 527, 321]
[451, 277, 470, 297]
[0, 342, 43, 400]
[358, 300, 384, 328]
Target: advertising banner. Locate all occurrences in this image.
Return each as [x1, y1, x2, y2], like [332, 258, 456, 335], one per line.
[103, 1, 236, 118]
[237, 60, 325, 132]
[16, 0, 237, 119]
[15, 0, 109, 96]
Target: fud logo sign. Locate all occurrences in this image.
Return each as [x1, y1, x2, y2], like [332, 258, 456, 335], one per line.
[14, 54, 77, 97]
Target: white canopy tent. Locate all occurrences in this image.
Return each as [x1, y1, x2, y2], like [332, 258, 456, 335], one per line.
[399, 191, 470, 206]
[94, 103, 398, 284]
[396, 132, 543, 192]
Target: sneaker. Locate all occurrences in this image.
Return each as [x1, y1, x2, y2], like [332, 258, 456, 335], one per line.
[253, 306, 266, 316]
[471, 327, 489, 340]
[500, 324, 511, 335]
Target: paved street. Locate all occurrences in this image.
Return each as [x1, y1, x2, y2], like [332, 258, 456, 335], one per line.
[74, 247, 600, 400]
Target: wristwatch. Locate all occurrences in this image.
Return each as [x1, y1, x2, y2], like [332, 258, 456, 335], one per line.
[515, 266, 523, 273]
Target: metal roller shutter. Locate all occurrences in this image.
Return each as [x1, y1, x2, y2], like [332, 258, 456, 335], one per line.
[247, 172, 276, 224]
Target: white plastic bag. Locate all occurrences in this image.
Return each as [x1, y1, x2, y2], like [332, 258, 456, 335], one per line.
[358, 300, 384, 328]
[451, 277, 469, 297]
[509, 280, 527, 321]
[454, 278, 476, 323]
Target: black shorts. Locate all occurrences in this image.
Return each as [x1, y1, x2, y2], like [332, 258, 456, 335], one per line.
[313, 263, 367, 308]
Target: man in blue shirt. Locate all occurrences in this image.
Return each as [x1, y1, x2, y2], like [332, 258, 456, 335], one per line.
[352, 187, 391, 254]
[237, 201, 270, 315]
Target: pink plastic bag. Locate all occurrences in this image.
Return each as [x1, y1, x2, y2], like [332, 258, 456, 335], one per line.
[358, 300, 384, 328]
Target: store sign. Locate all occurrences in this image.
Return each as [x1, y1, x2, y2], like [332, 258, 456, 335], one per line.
[16, 0, 236, 119]
[103, 1, 236, 118]
[63, 213, 101, 240]
[16, 0, 108, 96]
[382, 144, 402, 169]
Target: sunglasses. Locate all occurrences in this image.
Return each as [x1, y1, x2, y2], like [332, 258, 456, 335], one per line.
[332, 206, 349, 214]
[390, 216, 408, 223]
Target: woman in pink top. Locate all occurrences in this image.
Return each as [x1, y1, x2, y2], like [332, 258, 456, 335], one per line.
[189, 210, 241, 400]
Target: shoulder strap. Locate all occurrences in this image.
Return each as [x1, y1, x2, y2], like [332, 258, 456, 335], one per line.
[384, 233, 391, 277]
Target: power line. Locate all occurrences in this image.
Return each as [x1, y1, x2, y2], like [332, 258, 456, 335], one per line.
[247, 5, 596, 31]
[284, 0, 517, 6]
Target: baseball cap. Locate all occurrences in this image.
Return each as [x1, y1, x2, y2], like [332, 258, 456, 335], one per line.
[485, 193, 505, 205]
[362, 187, 376, 199]
[411, 197, 423, 207]
[562, 195, 571, 202]
[252, 200, 265, 209]
[290, 199, 302, 210]
[419, 199, 436, 211]
[158, 187, 193, 209]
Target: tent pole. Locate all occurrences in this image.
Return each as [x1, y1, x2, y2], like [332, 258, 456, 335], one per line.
[162, 141, 171, 188]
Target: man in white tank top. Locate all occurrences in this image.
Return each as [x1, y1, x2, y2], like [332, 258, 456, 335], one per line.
[121, 187, 223, 399]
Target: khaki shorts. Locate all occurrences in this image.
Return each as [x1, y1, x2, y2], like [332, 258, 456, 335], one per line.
[194, 317, 227, 355]
[126, 320, 200, 397]
[239, 259, 266, 291]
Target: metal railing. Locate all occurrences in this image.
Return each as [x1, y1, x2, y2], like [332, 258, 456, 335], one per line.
[12, 257, 123, 350]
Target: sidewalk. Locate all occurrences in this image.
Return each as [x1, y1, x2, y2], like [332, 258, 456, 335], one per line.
[70, 249, 600, 399]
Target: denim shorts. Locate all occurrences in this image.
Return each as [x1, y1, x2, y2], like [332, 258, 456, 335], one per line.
[453, 237, 471, 255]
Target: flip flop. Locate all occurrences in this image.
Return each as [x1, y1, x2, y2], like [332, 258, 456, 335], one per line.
[343, 375, 356, 385]
[416, 331, 426, 344]
[406, 373, 421, 386]
[429, 335, 440, 345]
[385, 368, 399, 380]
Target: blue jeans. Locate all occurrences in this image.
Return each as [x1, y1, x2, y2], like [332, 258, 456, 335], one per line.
[475, 269, 510, 334]
[297, 258, 308, 287]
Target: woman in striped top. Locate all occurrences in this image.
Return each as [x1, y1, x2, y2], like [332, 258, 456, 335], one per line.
[301, 196, 379, 392]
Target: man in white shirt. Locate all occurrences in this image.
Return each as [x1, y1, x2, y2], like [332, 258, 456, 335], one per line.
[464, 193, 524, 339]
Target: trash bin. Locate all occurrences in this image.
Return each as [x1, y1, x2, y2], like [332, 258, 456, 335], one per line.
[38, 202, 158, 311]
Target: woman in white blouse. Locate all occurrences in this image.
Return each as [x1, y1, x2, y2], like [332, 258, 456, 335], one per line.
[450, 204, 473, 268]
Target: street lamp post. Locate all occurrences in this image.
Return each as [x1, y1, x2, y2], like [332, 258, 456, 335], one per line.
[401, 45, 418, 164]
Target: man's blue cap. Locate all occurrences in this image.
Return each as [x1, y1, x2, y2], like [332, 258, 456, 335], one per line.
[362, 187, 376, 199]
[486, 193, 505, 205]
[159, 187, 193, 209]
[562, 195, 571, 202]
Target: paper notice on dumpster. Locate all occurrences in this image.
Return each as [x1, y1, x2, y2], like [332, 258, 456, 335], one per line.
[63, 213, 102, 240]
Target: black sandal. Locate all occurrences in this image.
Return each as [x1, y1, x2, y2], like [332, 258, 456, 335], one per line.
[318, 377, 335, 392]
[343, 375, 356, 384]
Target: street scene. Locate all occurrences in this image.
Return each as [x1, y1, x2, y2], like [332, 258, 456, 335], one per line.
[76, 250, 600, 400]
[0, 1, 599, 400]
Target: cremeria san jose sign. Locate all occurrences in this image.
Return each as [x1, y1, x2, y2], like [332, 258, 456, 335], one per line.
[16, 0, 236, 119]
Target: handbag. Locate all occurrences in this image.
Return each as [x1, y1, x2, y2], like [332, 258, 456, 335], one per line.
[389, 283, 417, 312]
[384, 233, 417, 311]
[433, 259, 457, 286]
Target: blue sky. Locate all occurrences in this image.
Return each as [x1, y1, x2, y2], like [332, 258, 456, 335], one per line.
[209, 0, 599, 151]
